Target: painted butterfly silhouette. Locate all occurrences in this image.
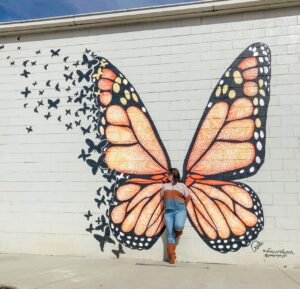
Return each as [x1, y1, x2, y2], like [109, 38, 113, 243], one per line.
[89, 42, 271, 253]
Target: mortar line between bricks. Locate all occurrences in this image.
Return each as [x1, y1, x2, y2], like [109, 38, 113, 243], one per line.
[278, 268, 300, 288]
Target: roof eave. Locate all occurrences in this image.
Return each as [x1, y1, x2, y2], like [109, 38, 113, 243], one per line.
[0, 0, 299, 36]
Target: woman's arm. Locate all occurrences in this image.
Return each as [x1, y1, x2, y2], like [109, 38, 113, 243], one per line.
[160, 183, 165, 199]
[183, 184, 192, 203]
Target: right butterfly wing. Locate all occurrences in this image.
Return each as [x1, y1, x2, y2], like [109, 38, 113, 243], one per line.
[182, 42, 271, 182]
[186, 180, 264, 253]
[181, 42, 270, 252]
[90, 56, 171, 249]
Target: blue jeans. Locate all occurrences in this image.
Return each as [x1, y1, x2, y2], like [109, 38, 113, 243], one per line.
[164, 208, 187, 244]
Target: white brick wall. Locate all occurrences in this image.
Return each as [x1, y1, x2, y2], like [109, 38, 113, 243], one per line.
[0, 5, 300, 266]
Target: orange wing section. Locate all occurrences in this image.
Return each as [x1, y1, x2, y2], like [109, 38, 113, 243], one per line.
[110, 182, 164, 249]
[104, 105, 168, 175]
[186, 181, 264, 252]
[183, 42, 271, 182]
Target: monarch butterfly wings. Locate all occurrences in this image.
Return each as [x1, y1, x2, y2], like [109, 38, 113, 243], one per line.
[91, 56, 171, 250]
[182, 42, 271, 253]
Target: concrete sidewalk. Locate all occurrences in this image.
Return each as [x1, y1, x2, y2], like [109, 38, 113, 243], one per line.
[0, 254, 299, 289]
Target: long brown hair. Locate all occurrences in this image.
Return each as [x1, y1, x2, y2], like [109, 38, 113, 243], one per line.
[168, 168, 180, 185]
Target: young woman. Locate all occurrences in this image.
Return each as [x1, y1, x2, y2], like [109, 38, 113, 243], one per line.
[161, 168, 191, 264]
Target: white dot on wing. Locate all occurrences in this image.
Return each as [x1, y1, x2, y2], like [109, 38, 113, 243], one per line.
[257, 141, 262, 151]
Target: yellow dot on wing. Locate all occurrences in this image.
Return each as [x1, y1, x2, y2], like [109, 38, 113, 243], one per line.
[113, 83, 120, 93]
[228, 90, 236, 99]
[124, 90, 131, 100]
[216, 86, 221, 97]
[222, 84, 228, 94]
[101, 117, 106, 125]
[132, 93, 139, 102]
[99, 126, 105, 135]
[253, 97, 259, 106]
[254, 108, 259, 115]
[115, 77, 122, 84]
[120, 97, 127, 105]
[225, 71, 230, 77]
[233, 71, 243, 84]
[255, 118, 261, 128]
[259, 89, 266, 96]
[123, 79, 128, 85]
[92, 73, 99, 80]
[259, 79, 263, 88]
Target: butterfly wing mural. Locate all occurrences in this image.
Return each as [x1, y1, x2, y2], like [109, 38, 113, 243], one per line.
[181, 43, 271, 253]
[11, 40, 271, 257]
[92, 58, 172, 249]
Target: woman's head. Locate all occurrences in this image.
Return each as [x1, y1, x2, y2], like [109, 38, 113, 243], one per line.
[167, 168, 181, 184]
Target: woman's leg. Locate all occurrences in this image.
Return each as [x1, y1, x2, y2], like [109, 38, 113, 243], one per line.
[164, 210, 175, 244]
[164, 210, 176, 264]
[174, 209, 187, 237]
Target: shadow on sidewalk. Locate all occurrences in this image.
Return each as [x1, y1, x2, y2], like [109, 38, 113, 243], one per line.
[0, 285, 17, 289]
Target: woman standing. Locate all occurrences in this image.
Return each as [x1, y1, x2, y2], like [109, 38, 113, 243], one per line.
[161, 168, 191, 264]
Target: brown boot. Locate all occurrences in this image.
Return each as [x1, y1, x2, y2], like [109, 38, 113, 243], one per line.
[174, 230, 183, 238]
[167, 244, 176, 264]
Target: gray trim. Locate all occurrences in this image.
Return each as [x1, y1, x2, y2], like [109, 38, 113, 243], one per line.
[0, 0, 299, 36]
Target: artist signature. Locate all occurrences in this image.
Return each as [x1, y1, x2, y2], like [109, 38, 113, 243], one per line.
[251, 240, 264, 252]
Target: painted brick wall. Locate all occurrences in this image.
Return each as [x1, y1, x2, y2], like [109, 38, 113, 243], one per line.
[0, 5, 299, 266]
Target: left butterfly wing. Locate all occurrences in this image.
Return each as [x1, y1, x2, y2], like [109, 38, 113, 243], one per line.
[183, 42, 271, 183]
[186, 180, 264, 253]
[110, 182, 165, 250]
[91, 56, 171, 249]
